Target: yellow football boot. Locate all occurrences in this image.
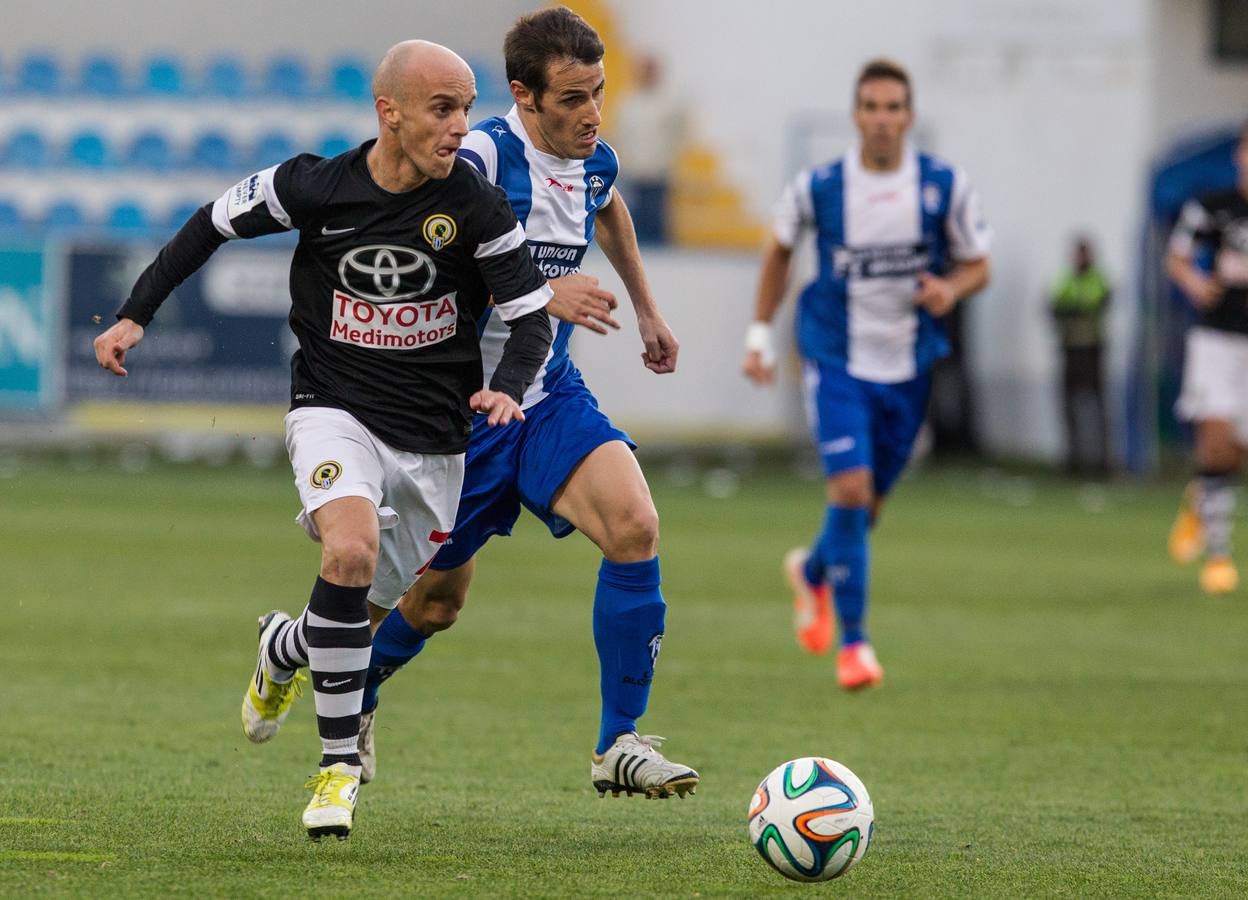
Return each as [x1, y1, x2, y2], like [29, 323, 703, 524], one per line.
[1199, 557, 1239, 595]
[1167, 486, 1203, 565]
[303, 763, 360, 841]
[242, 611, 306, 743]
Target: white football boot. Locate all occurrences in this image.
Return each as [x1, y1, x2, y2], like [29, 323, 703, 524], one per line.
[358, 707, 377, 784]
[590, 733, 699, 799]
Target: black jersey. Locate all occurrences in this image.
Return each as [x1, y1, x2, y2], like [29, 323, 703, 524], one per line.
[1169, 188, 1248, 335]
[119, 141, 552, 453]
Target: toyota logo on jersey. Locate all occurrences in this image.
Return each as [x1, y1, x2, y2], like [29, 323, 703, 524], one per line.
[337, 245, 437, 301]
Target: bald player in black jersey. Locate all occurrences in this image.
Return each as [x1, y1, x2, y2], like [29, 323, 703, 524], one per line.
[93, 40, 553, 841]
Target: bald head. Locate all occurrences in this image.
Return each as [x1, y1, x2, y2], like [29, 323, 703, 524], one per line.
[372, 40, 473, 104]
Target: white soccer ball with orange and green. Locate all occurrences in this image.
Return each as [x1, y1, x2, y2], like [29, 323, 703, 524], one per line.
[747, 757, 874, 882]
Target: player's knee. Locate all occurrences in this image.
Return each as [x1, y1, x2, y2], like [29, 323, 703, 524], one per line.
[829, 476, 873, 509]
[1197, 441, 1241, 473]
[400, 579, 466, 633]
[320, 536, 378, 585]
[419, 597, 462, 633]
[602, 502, 660, 561]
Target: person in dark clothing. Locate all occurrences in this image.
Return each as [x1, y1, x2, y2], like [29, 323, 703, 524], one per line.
[1051, 236, 1111, 477]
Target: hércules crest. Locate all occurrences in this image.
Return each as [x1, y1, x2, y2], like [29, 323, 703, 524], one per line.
[422, 214, 457, 250]
[310, 461, 343, 490]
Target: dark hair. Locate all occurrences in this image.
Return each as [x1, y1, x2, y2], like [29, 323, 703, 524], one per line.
[504, 6, 604, 102]
[854, 58, 912, 109]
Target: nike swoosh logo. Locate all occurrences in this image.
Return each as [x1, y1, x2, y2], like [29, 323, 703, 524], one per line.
[323, 678, 351, 688]
[322, 225, 355, 235]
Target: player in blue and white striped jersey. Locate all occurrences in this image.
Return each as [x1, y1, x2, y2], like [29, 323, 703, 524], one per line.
[744, 59, 991, 689]
[359, 7, 698, 800]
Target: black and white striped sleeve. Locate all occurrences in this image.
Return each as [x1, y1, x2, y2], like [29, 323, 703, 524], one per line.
[117, 159, 308, 326]
[473, 193, 554, 401]
[209, 164, 296, 239]
[473, 188, 552, 320]
[1168, 198, 1212, 259]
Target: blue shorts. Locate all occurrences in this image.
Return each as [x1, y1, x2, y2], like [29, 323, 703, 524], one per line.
[431, 372, 634, 570]
[802, 361, 931, 497]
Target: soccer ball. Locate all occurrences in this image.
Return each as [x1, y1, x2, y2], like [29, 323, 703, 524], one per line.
[747, 757, 874, 882]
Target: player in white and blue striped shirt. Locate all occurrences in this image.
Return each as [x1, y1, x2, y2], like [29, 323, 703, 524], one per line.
[744, 59, 992, 689]
[359, 7, 698, 799]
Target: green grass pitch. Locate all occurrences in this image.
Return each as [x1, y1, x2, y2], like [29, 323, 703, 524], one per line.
[3, 460, 1245, 897]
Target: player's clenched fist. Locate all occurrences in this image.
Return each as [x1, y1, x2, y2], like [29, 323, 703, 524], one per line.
[93, 318, 145, 377]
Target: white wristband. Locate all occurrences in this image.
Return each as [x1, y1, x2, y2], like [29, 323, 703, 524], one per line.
[744, 321, 775, 367]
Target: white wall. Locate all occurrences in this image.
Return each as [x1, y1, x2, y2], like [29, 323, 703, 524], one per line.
[572, 246, 801, 441]
[1152, 0, 1248, 142]
[607, 0, 1158, 458]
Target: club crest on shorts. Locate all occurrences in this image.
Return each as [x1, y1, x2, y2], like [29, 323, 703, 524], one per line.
[423, 214, 457, 251]
[310, 461, 343, 490]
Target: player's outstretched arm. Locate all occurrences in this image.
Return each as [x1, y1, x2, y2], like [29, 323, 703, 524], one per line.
[547, 273, 620, 334]
[743, 237, 794, 386]
[593, 188, 679, 373]
[93, 205, 229, 377]
[93, 318, 145, 377]
[96, 162, 306, 376]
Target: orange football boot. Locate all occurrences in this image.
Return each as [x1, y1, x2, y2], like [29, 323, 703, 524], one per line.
[784, 547, 834, 655]
[836, 642, 884, 691]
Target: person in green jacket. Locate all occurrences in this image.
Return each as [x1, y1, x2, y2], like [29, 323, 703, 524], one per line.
[1051, 237, 1111, 476]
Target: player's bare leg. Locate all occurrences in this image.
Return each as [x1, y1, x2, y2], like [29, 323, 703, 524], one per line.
[355, 563, 474, 783]
[552, 441, 698, 798]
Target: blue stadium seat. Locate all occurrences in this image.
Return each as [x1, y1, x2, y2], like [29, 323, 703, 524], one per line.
[144, 56, 186, 95]
[4, 129, 50, 168]
[44, 200, 86, 229]
[187, 131, 235, 170]
[264, 56, 309, 98]
[126, 131, 174, 170]
[166, 201, 204, 231]
[107, 201, 149, 231]
[65, 130, 110, 168]
[203, 56, 247, 98]
[0, 201, 23, 228]
[79, 54, 125, 95]
[17, 53, 61, 94]
[252, 130, 296, 168]
[317, 132, 355, 159]
[328, 58, 370, 100]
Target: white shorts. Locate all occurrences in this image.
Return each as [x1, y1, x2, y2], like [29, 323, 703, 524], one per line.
[284, 406, 465, 609]
[1176, 326, 1248, 444]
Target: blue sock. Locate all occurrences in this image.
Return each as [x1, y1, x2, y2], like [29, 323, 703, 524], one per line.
[361, 608, 429, 714]
[593, 556, 666, 755]
[812, 505, 870, 646]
